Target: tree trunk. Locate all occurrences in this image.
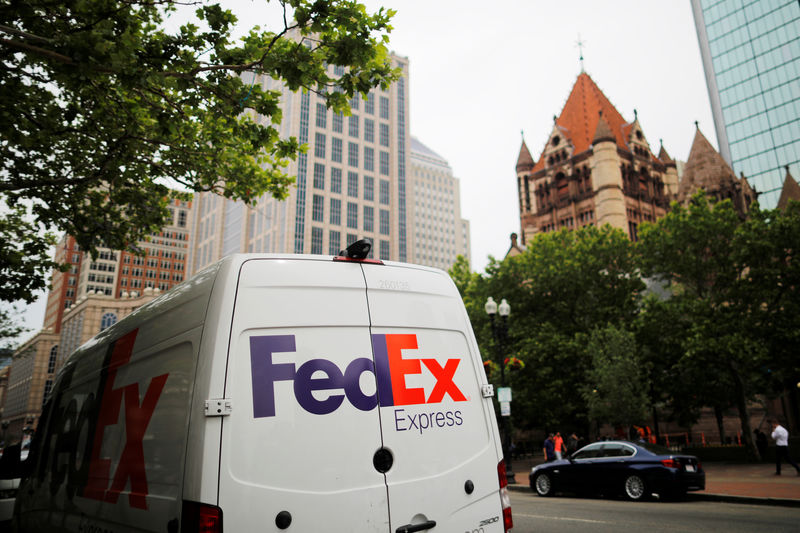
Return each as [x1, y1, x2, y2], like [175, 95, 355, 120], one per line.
[729, 362, 760, 461]
[714, 405, 726, 445]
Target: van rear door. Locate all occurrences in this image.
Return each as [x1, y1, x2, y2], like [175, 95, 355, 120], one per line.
[219, 258, 389, 531]
[362, 264, 505, 533]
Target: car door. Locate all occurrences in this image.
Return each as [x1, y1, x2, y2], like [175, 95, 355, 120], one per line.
[219, 258, 390, 531]
[361, 262, 505, 533]
[594, 443, 636, 492]
[557, 443, 604, 492]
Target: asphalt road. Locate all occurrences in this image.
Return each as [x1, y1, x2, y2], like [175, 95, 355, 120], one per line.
[510, 492, 800, 532]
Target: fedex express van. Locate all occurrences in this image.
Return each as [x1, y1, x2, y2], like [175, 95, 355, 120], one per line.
[14, 245, 513, 532]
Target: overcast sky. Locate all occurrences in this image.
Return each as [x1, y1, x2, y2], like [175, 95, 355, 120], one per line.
[11, 0, 717, 342]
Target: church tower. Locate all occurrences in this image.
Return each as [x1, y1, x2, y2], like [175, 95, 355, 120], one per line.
[516, 72, 674, 243]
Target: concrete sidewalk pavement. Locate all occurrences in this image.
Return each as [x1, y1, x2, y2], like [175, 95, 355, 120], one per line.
[507, 457, 800, 506]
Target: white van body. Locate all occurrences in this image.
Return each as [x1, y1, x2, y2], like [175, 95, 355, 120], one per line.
[14, 253, 510, 532]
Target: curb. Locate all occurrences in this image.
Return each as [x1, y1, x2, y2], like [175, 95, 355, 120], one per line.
[687, 492, 800, 508]
[509, 484, 800, 507]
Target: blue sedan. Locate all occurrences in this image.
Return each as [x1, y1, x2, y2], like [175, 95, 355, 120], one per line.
[529, 440, 705, 501]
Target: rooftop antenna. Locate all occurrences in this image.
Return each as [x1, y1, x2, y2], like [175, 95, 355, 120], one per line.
[576, 34, 586, 72]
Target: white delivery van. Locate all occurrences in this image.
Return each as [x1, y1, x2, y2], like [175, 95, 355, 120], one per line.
[13, 243, 512, 533]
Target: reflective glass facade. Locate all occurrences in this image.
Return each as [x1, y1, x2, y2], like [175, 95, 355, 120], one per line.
[692, 0, 800, 207]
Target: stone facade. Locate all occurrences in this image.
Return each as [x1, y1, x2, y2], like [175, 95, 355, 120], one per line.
[516, 72, 678, 244]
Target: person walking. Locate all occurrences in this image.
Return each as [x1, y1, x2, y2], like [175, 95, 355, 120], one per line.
[543, 434, 555, 462]
[554, 432, 565, 460]
[567, 432, 579, 454]
[769, 420, 800, 475]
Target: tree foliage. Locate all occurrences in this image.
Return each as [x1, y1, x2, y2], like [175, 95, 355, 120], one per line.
[0, 0, 399, 303]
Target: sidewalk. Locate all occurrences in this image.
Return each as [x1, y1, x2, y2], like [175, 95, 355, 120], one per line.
[507, 457, 800, 506]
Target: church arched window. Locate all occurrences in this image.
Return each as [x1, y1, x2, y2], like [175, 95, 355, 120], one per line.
[101, 312, 118, 331]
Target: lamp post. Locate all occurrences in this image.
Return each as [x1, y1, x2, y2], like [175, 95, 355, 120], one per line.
[486, 296, 515, 483]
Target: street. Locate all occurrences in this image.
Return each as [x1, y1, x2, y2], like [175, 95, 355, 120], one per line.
[509, 491, 800, 532]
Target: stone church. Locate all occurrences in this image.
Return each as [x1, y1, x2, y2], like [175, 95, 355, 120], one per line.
[514, 71, 757, 247]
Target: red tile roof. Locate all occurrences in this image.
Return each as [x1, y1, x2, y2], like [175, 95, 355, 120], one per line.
[533, 72, 630, 172]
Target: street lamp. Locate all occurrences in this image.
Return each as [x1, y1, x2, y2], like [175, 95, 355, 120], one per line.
[485, 297, 515, 483]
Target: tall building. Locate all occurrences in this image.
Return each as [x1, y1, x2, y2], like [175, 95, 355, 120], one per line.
[691, 0, 800, 208]
[515, 72, 679, 244]
[191, 55, 411, 271]
[409, 137, 471, 270]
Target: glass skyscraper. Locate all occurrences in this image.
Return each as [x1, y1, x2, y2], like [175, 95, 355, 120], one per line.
[691, 0, 800, 207]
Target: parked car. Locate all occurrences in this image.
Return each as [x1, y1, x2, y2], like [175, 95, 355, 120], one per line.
[0, 445, 28, 523]
[529, 440, 705, 501]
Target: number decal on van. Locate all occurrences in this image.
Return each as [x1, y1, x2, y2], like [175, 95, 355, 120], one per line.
[249, 333, 467, 418]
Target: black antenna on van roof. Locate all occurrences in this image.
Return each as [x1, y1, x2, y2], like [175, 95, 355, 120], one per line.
[339, 238, 372, 260]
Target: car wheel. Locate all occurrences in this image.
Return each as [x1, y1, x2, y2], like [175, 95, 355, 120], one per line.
[623, 474, 647, 501]
[533, 473, 554, 497]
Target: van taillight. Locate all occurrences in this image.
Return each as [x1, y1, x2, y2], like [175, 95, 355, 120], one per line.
[497, 460, 513, 532]
[182, 500, 222, 533]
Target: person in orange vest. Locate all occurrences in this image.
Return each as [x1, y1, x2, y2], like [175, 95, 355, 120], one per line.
[554, 432, 565, 460]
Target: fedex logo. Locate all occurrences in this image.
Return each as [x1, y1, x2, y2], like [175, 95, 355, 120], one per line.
[250, 333, 467, 417]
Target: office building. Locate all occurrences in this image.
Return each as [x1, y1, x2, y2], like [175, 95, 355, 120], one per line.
[191, 55, 411, 271]
[409, 137, 471, 270]
[691, 0, 800, 207]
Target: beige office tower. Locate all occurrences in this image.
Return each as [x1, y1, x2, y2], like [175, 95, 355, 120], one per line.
[190, 54, 411, 272]
[409, 137, 471, 270]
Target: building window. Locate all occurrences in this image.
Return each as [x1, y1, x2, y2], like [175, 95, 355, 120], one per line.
[364, 147, 374, 171]
[365, 92, 375, 115]
[315, 132, 326, 158]
[311, 227, 323, 254]
[48, 345, 58, 373]
[347, 233, 358, 247]
[379, 151, 390, 175]
[380, 180, 390, 204]
[349, 115, 359, 138]
[380, 96, 389, 119]
[348, 172, 359, 198]
[331, 167, 342, 193]
[379, 123, 390, 147]
[101, 312, 118, 330]
[312, 194, 324, 222]
[313, 163, 325, 189]
[380, 209, 390, 235]
[43, 379, 53, 406]
[316, 102, 327, 128]
[364, 118, 374, 142]
[347, 202, 358, 229]
[178, 210, 187, 228]
[364, 175, 375, 201]
[364, 205, 374, 232]
[330, 198, 341, 225]
[173, 273, 183, 282]
[331, 137, 342, 163]
[348, 142, 359, 167]
[350, 94, 359, 110]
[329, 230, 341, 255]
[380, 240, 390, 260]
[332, 112, 343, 133]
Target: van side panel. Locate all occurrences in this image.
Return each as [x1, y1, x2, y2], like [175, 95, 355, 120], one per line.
[362, 264, 506, 533]
[218, 258, 391, 531]
[16, 266, 218, 532]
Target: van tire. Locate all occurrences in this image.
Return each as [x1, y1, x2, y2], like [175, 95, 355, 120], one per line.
[533, 473, 554, 497]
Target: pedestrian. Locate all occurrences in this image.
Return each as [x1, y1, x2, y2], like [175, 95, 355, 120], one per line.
[754, 428, 768, 460]
[543, 434, 555, 462]
[567, 432, 579, 454]
[769, 419, 800, 475]
[554, 432, 565, 460]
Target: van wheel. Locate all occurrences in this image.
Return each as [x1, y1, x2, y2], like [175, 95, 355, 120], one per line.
[533, 473, 554, 497]
[623, 474, 647, 501]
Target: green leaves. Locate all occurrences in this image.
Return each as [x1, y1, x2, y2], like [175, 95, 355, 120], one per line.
[1, 0, 399, 302]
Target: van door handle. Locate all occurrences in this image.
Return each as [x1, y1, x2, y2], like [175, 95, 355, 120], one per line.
[396, 520, 436, 533]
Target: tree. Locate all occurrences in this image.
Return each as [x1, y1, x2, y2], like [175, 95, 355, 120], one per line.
[638, 192, 766, 459]
[1, 0, 399, 302]
[0, 303, 29, 351]
[583, 324, 650, 434]
[452, 225, 644, 433]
